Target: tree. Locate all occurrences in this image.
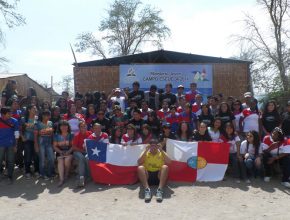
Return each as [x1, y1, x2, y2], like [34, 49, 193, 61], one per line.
[232, 0, 290, 93]
[0, 0, 26, 64]
[56, 74, 74, 97]
[75, 0, 170, 59]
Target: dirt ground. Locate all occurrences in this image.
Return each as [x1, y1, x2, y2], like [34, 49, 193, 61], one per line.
[1, 169, 290, 220]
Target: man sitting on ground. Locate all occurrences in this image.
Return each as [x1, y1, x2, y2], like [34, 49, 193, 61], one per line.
[137, 139, 171, 202]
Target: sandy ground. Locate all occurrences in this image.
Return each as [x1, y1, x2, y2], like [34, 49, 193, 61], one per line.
[1, 169, 290, 220]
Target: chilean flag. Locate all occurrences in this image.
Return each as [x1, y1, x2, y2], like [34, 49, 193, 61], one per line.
[166, 139, 230, 182]
[86, 140, 146, 185]
[86, 139, 230, 185]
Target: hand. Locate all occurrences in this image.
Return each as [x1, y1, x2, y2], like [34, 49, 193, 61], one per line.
[64, 151, 71, 156]
[157, 143, 163, 151]
[145, 144, 150, 151]
[237, 154, 243, 162]
[40, 129, 46, 135]
[244, 153, 250, 159]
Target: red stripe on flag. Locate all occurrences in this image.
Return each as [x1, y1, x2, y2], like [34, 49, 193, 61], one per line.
[197, 142, 230, 164]
[168, 160, 197, 182]
[89, 161, 138, 185]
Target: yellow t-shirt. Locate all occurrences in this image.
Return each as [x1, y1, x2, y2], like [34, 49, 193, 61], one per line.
[144, 151, 165, 172]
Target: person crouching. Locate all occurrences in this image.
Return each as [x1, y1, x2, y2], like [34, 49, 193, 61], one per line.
[137, 139, 171, 202]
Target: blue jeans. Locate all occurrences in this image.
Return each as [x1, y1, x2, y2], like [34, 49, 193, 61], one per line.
[73, 151, 89, 178]
[39, 136, 55, 177]
[24, 140, 39, 174]
[229, 153, 240, 179]
[0, 147, 15, 178]
[244, 155, 262, 178]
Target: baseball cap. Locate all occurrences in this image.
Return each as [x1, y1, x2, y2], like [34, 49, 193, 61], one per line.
[162, 122, 171, 128]
[244, 92, 252, 98]
[177, 85, 184, 89]
[115, 88, 121, 92]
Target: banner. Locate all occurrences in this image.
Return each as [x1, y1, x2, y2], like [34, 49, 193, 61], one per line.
[119, 64, 213, 96]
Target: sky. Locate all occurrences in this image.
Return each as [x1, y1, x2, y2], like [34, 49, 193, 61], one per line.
[0, 0, 261, 92]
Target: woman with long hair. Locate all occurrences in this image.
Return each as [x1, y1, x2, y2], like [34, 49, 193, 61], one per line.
[121, 124, 142, 146]
[53, 120, 74, 187]
[110, 126, 123, 144]
[197, 103, 214, 128]
[141, 124, 153, 144]
[85, 104, 97, 130]
[239, 130, 263, 182]
[34, 110, 55, 179]
[192, 122, 212, 141]
[146, 111, 161, 135]
[232, 99, 243, 135]
[22, 104, 39, 179]
[261, 100, 281, 136]
[208, 117, 222, 142]
[217, 102, 235, 131]
[176, 121, 192, 142]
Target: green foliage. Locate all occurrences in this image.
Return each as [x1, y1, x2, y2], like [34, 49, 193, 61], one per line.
[231, 0, 290, 93]
[75, 0, 170, 58]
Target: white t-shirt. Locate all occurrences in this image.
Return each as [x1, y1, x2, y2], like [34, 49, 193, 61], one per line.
[111, 96, 126, 112]
[240, 140, 263, 156]
[242, 108, 259, 132]
[68, 118, 80, 135]
[208, 128, 222, 142]
[234, 112, 242, 132]
[226, 136, 241, 153]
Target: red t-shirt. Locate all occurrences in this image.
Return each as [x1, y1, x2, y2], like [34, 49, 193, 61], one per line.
[88, 132, 109, 143]
[73, 131, 92, 151]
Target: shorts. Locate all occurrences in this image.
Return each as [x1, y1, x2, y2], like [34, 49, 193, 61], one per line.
[148, 171, 160, 186]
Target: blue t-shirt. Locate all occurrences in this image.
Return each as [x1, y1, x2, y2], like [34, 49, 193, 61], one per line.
[22, 118, 37, 141]
[0, 117, 19, 147]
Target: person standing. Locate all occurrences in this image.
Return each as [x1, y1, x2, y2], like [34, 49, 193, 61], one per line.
[128, 81, 144, 108]
[159, 83, 177, 106]
[144, 85, 160, 111]
[0, 107, 19, 184]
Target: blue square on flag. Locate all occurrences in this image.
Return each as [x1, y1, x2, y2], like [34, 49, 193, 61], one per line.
[86, 140, 107, 163]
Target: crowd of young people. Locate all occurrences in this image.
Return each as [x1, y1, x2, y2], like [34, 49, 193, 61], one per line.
[1, 79, 290, 201]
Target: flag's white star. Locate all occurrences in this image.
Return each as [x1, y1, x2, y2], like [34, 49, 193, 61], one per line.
[92, 147, 101, 156]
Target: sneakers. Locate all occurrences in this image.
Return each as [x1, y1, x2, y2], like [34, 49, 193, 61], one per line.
[156, 188, 163, 202]
[281, 182, 290, 188]
[34, 172, 40, 178]
[235, 179, 241, 183]
[25, 173, 32, 180]
[264, 177, 271, 182]
[77, 176, 85, 187]
[144, 188, 152, 202]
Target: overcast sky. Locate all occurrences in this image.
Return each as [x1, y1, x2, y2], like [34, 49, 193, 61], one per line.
[0, 0, 261, 92]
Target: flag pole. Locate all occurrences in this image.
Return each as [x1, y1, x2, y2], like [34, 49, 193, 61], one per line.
[70, 43, 78, 67]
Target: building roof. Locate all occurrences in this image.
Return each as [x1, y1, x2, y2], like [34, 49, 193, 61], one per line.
[0, 73, 26, 79]
[75, 49, 252, 67]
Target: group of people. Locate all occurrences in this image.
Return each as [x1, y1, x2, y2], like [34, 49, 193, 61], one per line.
[1, 79, 290, 202]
